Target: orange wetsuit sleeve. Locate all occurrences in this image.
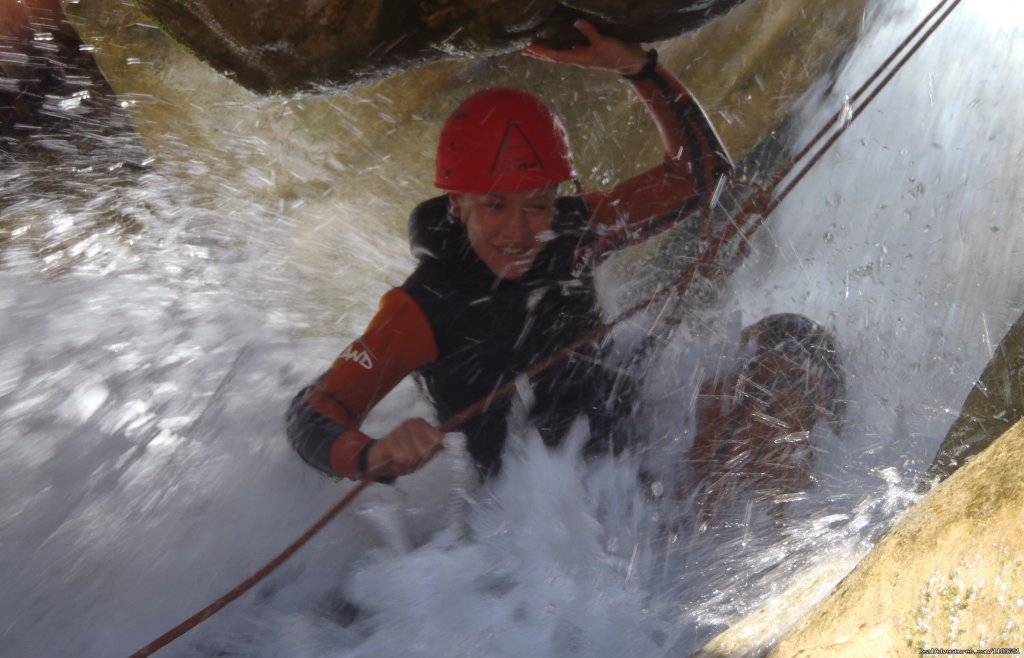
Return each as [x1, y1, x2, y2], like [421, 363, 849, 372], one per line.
[581, 63, 733, 258]
[286, 287, 438, 480]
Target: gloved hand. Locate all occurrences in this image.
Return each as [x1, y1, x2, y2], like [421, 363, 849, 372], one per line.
[364, 417, 445, 479]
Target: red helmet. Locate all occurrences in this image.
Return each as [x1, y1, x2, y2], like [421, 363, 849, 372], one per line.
[435, 88, 576, 193]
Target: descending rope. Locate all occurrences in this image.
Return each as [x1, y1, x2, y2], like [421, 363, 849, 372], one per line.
[129, 1, 963, 654]
[767, 0, 963, 216]
[128, 480, 373, 658]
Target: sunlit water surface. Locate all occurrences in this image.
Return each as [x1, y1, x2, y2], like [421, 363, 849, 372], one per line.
[2, 0, 1022, 655]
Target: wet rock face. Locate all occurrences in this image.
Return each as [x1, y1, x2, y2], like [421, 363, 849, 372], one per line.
[133, 0, 747, 94]
[763, 422, 1024, 656]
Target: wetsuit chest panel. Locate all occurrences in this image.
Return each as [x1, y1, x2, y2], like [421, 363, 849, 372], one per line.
[403, 196, 605, 474]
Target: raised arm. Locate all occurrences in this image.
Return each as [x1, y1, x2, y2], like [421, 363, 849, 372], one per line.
[525, 21, 733, 257]
[286, 288, 441, 481]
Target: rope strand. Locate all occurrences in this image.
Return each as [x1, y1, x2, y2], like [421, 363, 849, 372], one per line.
[780, 0, 957, 188]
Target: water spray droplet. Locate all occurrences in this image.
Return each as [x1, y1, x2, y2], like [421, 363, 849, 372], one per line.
[839, 95, 853, 127]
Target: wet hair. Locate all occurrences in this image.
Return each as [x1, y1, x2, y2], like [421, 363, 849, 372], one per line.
[739, 313, 846, 435]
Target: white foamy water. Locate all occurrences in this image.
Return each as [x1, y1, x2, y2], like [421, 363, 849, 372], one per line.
[2, 0, 1022, 656]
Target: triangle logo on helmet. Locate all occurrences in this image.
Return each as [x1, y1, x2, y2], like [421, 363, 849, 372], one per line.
[489, 120, 545, 175]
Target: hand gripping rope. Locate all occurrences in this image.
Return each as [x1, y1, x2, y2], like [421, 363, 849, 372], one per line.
[129, 1, 963, 654]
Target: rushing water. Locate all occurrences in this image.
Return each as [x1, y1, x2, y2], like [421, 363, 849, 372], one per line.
[2, 0, 1023, 656]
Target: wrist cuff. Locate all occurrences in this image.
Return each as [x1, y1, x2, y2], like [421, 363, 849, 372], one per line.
[622, 48, 659, 82]
[357, 442, 372, 477]
[356, 441, 397, 485]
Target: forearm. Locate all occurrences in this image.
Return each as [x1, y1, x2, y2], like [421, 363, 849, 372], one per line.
[626, 56, 732, 175]
[583, 57, 734, 255]
[285, 288, 438, 480]
[286, 387, 375, 479]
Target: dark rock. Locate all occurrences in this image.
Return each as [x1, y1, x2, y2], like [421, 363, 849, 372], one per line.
[1, 0, 133, 143]
[926, 310, 1024, 482]
[1, 0, 147, 242]
[133, 0, 748, 95]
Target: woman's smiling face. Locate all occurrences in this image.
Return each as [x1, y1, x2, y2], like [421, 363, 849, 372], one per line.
[450, 186, 558, 280]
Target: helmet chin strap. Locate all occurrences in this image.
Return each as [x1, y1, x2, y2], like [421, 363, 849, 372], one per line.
[446, 193, 460, 220]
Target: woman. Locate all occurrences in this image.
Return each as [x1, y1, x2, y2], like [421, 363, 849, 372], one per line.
[287, 21, 733, 482]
